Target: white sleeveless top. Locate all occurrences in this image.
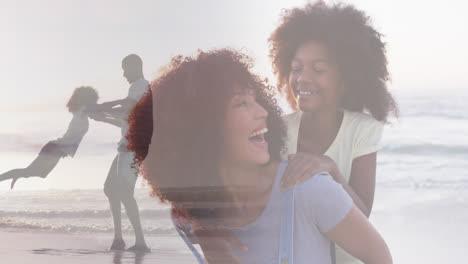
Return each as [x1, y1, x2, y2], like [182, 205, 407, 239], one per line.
[282, 110, 384, 182]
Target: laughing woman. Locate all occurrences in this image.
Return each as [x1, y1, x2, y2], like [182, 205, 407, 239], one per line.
[126, 49, 392, 264]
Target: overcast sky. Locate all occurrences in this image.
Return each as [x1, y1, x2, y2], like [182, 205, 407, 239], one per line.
[1, 0, 467, 112]
[1, 0, 467, 190]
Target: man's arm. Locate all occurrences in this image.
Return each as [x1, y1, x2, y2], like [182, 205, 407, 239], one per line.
[88, 112, 122, 128]
[99, 117, 122, 128]
[103, 98, 139, 120]
[86, 99, 126, 113]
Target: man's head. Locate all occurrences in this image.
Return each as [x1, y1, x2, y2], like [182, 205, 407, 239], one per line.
[122, 54, 144, 84]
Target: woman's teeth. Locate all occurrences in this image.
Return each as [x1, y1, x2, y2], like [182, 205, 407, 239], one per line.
[249, 128, 268, 138]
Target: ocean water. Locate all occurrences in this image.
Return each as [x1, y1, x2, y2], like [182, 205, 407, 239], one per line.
[0, 189, 174, 235]
[0, 89, 467, 263]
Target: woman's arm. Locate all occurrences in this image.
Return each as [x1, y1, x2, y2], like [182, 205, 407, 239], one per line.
[325, 204, 392, 264]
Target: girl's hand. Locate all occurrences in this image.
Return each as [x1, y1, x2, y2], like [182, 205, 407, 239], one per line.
[281, 152, 339, 191]
[191, 222, 247, 264]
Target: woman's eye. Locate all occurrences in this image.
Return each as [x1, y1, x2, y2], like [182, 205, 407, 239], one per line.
[236, 101, 248, 107]
[291, 66, 302, 73]
[313, 67, 326, 73]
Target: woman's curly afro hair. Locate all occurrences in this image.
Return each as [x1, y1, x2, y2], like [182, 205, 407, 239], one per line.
[126, 49, 286, 222]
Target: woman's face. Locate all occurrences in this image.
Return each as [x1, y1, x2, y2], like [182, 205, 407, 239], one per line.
[288, 40, 344, 112]
[221, 89, 270, 167]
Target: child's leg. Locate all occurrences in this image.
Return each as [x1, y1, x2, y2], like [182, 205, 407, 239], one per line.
[0, 168, 30, 181]
[26, 152, 62, 178]
[1, 151, 62, 189]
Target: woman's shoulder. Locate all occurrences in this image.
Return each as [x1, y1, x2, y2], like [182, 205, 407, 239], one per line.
[277, 162, 336, 205]
[276, 161, 334, 195]
[294, 171, 353, 225]
[295, 171, 337, 195]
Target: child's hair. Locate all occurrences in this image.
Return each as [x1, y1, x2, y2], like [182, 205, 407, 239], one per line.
[269, 1, 398, 122]
[66, 86, 99, 113]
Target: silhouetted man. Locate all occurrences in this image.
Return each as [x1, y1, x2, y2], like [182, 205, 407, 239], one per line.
[89, 54, 149, 251]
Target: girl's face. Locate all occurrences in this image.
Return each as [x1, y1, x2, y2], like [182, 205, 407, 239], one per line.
[221, 89, 270, 167]
[288, 40, 344, 112]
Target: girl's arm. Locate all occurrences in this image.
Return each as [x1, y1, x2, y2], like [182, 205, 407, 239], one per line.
[347, 153, 376, 216]
[281, 152, 376, 217]
[325, 204, 392, 264]
[325, 153, 375, 217]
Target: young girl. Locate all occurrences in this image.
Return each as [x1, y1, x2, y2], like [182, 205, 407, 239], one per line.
[269, 2, 399, 263]
[126, 49, 392, 264]
[0, 86, 99, 189]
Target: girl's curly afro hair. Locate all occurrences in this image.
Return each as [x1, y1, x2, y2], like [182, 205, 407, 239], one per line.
[269, 1, 398, 122]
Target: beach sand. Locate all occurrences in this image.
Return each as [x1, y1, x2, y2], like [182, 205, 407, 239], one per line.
[1, 186, 467, 263]
[0, 230, 196, 264]
[370, 186, 468, 264]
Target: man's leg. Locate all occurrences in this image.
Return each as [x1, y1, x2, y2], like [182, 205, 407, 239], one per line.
[117, 152, 148, 251]
[104, 155, 126, 250]
[121, 191, 147, 249]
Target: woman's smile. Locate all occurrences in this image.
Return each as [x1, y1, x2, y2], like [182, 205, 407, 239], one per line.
[248, 127, 269, 150]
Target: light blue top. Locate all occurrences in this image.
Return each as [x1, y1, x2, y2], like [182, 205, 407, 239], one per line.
[228, 161, 353, 264]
